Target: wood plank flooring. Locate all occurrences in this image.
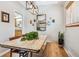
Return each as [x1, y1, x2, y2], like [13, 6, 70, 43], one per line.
[43, 42, 68, 57]
[2, 42, 68, 57]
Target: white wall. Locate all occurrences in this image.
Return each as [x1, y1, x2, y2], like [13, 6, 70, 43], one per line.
[23, 11, 36, 33]
[0, 1, 36, 54]
[64, 27, 79, 56]
[38, 4, 64, 41]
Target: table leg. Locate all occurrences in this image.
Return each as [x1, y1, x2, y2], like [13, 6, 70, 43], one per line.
[30, 52, 32, 57]
[10, 48, 12, 57]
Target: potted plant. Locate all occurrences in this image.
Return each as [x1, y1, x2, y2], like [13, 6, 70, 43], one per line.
[21, 32, 38, 41]
[58, 32, 64, 47]
[26, 32, 38, 40]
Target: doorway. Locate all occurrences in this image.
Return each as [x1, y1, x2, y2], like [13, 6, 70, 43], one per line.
[14, 12, 23, 37]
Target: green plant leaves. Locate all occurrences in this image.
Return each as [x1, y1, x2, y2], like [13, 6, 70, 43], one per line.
[21, 32, 38, 41]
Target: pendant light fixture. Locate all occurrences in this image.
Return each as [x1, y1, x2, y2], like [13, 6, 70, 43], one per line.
[26, 1, 39, 15]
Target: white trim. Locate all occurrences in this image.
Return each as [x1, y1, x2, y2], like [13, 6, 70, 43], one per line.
[0, 49, 10, 57]
[64, 47, 74, 57]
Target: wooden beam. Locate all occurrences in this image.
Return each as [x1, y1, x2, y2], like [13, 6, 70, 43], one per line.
[65, 1, 74, 9]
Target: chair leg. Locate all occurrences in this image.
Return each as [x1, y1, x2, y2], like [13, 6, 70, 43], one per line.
[24, 52, 28, 57]
[19, 53, 24, 57]
[19, 51, 29, 57]
[10, 49, 12, 57]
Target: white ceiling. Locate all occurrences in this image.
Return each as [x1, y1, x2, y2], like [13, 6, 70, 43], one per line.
[35, 1, 64, 6]
[35, 1, 59, 5]
[19, 1, 26, 8]
[18, 1, 65, 9]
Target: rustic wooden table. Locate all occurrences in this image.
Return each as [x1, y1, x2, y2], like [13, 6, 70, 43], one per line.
[0, 35, 47, 57]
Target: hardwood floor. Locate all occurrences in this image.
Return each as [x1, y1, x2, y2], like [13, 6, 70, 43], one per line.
[2, 42, 68, 57]
[43, 42, 68, 57]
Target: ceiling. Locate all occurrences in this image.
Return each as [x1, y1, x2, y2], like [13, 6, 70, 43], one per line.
[35, 1, 59, 6]
[19, 1, 65, 9]
[18, 1, 65, 14]
[35, 1, 65, 6]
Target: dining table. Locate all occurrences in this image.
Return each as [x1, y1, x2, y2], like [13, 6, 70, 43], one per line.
[0, 35, 47, 57]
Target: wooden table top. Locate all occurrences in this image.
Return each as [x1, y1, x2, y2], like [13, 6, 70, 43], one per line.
[0, 35, 47, 51]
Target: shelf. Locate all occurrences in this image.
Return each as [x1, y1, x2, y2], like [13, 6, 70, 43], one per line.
[66, 23, 79, 27]
[38, 21, 46, 24]
[39, 22, 46, 24]
[39, 27, 46, 28]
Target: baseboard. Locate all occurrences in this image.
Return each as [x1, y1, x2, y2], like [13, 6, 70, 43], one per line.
[0, 49, 10, 57]
[64, 47, 74, 57]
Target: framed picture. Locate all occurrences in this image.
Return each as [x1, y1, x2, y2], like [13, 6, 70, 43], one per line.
[1, 11, 9, 23]
[30, 20, 32, 24]
[36, 14, 46, 31]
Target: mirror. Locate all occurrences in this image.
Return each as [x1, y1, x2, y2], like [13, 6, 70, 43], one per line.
[14, 12, 23, 29]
